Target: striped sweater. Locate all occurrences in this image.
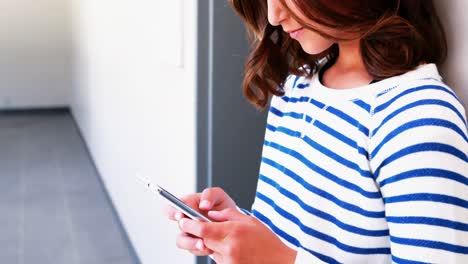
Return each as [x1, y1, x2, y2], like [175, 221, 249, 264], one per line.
[245, 64, 468, 263]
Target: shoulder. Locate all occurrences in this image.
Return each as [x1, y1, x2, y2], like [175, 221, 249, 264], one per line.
[370, 78, 467, 160]
[372, 77, 467, 135]
[372, 64, 465, 121]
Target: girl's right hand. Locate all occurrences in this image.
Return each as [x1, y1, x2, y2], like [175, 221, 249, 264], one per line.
[164, 187, 237, 255]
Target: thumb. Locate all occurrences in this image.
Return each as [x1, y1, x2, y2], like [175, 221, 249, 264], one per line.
[199, 187, 226, 210]
[207, 208, 244, 222]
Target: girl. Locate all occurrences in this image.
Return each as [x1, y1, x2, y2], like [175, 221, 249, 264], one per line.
[166, 0, 468, 263]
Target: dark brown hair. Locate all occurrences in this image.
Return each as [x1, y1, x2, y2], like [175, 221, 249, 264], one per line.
[228, 0, 447, 109]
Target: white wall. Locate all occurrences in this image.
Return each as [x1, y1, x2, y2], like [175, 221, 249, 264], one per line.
[70, 0, 197, 263]
[0, 0, 72, 109]
[435, 0, 468, 109]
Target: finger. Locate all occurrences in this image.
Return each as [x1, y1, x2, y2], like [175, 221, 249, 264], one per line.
[179, 219, 233, 253]
[188, 249, 214, 256]
[177, 218, 233, 255]
[176, 233, 212, 255]
[179, 193, 201, 207]
[199, 187, 227, 210]
[208, 208, 246, 222]
[165, 193, 201, 220]
[164, 204, 183, 221]
[165, 204, 187, 221]
[202, 236, 230, 255]
[178, 218, 225, 239]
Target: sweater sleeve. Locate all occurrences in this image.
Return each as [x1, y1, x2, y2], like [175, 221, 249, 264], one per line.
[369, 85, 468, 263]
[236, 206, 252, 216]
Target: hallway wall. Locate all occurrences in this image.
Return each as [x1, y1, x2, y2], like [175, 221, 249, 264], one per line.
[70, 0, 197, 263]
[0, 0, 73, 109]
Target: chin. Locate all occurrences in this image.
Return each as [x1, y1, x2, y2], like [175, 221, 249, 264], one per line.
[300, 42, 334, 55]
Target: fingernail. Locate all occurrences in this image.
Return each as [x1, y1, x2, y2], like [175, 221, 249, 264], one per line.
[196, 240, 204, 250]
[179, 218, 186, 229]
[175, 212, 183, 220]
[208, 210, 219, 216]
[199, 200, 211, 209]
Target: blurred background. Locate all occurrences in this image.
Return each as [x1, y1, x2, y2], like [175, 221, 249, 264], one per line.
[0, 1, 466, 264]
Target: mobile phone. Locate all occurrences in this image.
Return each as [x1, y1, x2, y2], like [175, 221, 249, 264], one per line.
[157, 185, 213, 222]
[136, 175, 212, 222]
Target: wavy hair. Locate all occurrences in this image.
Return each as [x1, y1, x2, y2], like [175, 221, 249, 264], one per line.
[228, 0, 447, 109]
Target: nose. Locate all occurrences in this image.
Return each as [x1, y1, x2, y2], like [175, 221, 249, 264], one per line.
[267, 0, 289, 26]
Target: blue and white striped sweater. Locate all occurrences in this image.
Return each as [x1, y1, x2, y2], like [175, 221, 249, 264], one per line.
[245, 64, 468, 263]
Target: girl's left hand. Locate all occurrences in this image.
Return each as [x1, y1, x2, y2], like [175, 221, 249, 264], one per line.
[177, 208, 297, 264]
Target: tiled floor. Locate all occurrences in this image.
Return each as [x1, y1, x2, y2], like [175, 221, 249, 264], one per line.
[0, 109, 139, 264]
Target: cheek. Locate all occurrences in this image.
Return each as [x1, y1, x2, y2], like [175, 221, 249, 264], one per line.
[298, 30, 334, 55]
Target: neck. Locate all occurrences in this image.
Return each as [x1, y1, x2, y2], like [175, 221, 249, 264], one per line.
[321, 39, 374, 89]
[335, 40, 366, 71]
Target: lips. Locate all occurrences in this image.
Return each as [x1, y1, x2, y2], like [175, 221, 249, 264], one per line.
[287, 28, 303, 34]
[287, 27, 304, 39]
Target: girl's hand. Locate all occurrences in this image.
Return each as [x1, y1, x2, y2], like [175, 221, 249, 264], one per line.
[178, 208, 297, 264]
[164, 187, 237, 256]
[165, 187, 237, 221]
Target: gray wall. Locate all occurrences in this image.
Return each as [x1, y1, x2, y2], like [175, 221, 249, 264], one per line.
[197, 1, 268, 263]
[0, 0, 72, 109]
